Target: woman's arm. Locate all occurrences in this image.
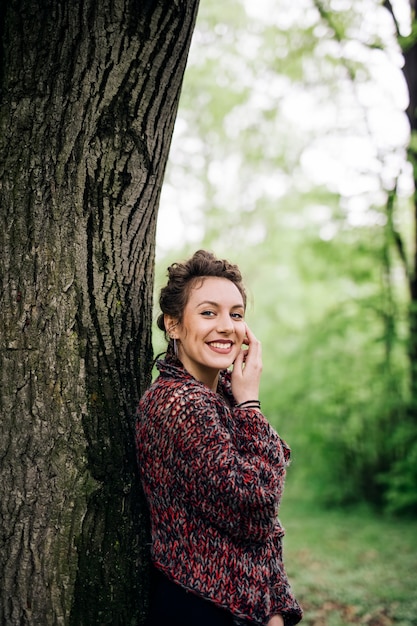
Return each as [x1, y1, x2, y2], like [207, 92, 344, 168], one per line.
[163, 386, 287, 542]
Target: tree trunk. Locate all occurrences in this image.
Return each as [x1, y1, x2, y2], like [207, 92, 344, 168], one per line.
[0, 1, 199, 624]
[403, 20, 417, 403]
[385, 0, 417, 405]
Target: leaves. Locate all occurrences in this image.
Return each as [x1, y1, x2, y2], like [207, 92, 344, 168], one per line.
[157, 0, 416, 513]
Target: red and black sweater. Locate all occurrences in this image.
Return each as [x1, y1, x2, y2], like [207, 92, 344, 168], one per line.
[135, 356, 302, 626]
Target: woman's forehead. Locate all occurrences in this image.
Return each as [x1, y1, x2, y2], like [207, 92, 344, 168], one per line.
[187, 276, 245, 306]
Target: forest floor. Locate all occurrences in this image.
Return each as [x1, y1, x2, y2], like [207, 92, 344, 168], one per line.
[281, 498, 417, 626]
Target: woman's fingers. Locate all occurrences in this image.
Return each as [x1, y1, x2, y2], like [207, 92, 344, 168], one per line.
[231, 325, 262, 403]
[243, 325, 262, 366]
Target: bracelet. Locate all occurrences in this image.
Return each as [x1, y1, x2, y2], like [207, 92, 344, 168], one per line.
[236, 399, 261, 410]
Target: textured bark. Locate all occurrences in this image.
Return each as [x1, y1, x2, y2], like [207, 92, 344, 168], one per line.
[0, 1, 199, 624]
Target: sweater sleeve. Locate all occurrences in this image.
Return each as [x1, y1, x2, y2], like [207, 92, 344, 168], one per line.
[164, 385, 288, 543]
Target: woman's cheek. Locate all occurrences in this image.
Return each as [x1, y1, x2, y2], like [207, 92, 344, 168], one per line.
[233, 344, 243, 361]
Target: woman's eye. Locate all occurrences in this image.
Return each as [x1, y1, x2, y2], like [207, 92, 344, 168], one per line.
[201, 310, 215, 317]
[231, 312, 244, 320]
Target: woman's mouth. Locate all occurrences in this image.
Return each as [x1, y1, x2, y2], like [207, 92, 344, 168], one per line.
[207, 341, 233, 353]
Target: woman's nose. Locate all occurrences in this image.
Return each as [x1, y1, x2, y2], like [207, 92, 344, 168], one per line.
[217, 313, 234, 333]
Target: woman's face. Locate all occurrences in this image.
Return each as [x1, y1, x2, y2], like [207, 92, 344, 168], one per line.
[167, 276, 246, 389]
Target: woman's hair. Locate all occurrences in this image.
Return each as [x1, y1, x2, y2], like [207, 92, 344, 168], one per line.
[157, 250, 246, 341]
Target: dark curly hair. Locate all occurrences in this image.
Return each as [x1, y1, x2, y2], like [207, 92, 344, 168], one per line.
[157, 250, 246, 352]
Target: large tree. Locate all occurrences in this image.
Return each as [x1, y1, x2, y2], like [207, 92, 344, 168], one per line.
[0, 1, 199, 623]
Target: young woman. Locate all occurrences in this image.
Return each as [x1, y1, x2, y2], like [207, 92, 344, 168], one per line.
[136, 250, 302, 626]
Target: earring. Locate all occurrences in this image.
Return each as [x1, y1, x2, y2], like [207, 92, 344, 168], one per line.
[169, 335, 178, 358]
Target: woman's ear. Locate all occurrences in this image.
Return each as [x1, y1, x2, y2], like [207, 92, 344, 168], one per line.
[164, 314, 179, 338]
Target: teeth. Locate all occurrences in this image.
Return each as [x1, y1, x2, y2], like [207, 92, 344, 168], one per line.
[210, 342, 231, 349]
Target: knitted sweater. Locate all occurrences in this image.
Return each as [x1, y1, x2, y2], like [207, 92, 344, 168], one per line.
[135, 356, 302, 626]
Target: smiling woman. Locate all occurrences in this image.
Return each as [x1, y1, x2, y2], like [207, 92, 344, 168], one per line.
[135, 250, 303, 626]
[165, 276, 247, 390]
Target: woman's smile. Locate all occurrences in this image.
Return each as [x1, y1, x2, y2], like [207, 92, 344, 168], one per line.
[165, 276, 246, 390]
[207, 340, 233, 353]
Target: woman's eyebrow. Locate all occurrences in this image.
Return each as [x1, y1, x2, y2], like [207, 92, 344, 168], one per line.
[196, 300, 244, 309]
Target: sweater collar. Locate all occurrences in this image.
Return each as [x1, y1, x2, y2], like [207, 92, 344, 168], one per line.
[156, 355, 235, 405]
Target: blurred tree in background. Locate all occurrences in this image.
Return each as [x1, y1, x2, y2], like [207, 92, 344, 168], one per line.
[156, 0, 417, 515]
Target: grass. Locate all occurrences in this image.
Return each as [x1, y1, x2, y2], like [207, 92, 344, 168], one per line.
[280, 498, 417, 626]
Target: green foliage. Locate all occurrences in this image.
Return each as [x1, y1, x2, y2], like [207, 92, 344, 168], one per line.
[252, 217, 410, 512]
[156, 0, 416, 515]
[378, 419, 417, 515]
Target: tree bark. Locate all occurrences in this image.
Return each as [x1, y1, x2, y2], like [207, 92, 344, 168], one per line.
[0, 1, 199, 623]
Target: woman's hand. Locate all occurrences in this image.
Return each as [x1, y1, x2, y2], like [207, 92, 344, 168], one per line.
[231, 324, 262, 405]
[267, 615, 284, 626]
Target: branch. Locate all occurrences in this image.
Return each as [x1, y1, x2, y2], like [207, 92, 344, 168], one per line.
[386, 185, 411, 284]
